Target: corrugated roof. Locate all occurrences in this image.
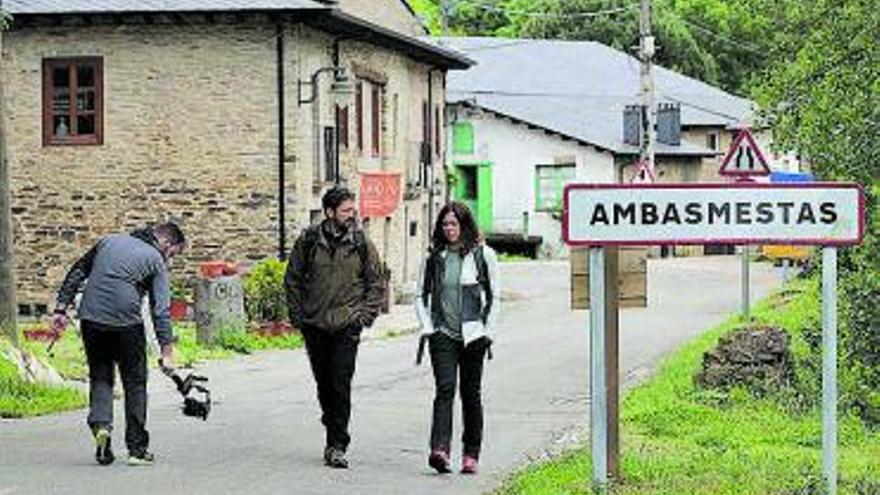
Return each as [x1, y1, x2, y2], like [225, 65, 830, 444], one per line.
[439, 37, 755, 155]
[3, 0, 327, 15]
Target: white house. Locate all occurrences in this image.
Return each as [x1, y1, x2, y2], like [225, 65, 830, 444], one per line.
[440, 37, 769, 258]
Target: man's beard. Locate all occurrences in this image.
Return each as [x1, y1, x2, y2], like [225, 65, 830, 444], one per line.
[327, 217, 356, 237]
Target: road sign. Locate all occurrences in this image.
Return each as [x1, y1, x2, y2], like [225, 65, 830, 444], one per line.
[563, 183, 864, 246]
[719, 128, 771, 177]
[629, 158, 655, 183]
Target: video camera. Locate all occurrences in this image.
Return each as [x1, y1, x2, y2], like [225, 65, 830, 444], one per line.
[160, 364, 212, 421]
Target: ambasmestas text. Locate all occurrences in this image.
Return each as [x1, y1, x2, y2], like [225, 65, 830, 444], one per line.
[588, 201, 838, 227]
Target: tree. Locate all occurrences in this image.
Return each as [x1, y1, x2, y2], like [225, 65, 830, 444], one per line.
[0, 7, 16, 345]
[753, 0, 880, 424]
[407, 0, 785, 95]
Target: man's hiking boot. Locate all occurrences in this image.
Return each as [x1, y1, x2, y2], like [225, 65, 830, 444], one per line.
[127, 450, 155, 466]
[94, 428, 114, 466]
[323, 446, 349, 469]
[428, 449, 451, 474]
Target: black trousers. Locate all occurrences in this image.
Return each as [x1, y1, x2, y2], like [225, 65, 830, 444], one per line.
[429, 332, 488, 458]
[81, 320, 149, 454]
[302, 325, 362, 451]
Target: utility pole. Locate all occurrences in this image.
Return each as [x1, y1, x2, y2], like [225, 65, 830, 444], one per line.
[639, 0, 656, 178]
[0, 14, 18, 346]
[440, 0, 451, 39]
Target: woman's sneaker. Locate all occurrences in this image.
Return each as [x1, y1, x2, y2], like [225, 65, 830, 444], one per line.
[94, 428, 114, 466]
[127, 450, 155, 466]
[428, 449, 451, 474]
[461, 454, 479, 475]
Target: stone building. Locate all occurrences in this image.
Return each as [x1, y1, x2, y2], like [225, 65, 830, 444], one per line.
[1, 0, 470, 313]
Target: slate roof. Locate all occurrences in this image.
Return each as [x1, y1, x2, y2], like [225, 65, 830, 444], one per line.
[2, 1, 472, 70]
[3, 0, 326, 14]
[438, 37, 756, 155]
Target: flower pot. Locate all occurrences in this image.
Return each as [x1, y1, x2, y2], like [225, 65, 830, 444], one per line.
[170, 299, 189, 321]
[199, 261, 227, 278]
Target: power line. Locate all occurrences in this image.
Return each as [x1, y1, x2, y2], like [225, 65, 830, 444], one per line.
[673, 17, 766, 57]
[466, 1, 639, 19]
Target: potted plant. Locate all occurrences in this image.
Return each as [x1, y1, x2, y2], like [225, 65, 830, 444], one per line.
[169, 279, 192, 321]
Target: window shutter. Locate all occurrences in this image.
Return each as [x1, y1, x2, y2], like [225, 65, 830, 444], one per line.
[371, 85, 381, 156]
[356, 82, 363, 152]
[337, 105, 349, 149]
[453, 122, 474, 155]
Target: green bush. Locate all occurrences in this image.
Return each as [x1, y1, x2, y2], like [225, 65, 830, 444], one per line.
[170, 278, 192, 302]
[243, 258, 288, 323]
[790, 190, 880, 426]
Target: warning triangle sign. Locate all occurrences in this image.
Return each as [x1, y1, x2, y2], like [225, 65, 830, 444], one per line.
[629, 158, 655, 183]
[719, 128, 771, 177]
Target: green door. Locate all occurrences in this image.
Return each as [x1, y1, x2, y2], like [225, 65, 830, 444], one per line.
[453, 162, 493, 233]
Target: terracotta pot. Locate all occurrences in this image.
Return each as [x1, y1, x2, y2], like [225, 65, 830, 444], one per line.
[170, 299, 189, 321]
[199, 261, 226, 278]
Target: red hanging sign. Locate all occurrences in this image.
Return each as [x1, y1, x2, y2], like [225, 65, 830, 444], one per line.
[359, 171, 401, 218]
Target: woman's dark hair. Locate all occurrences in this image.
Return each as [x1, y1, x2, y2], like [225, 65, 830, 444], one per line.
[322, 186, 356, 212]
[431, 201, 481, 254]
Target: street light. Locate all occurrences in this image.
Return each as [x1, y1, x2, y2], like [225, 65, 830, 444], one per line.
[297, 66, 354, 106]
[297, 66, 354, 184]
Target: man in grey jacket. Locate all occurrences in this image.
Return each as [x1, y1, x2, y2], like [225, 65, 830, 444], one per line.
[51, 222, 186, 466]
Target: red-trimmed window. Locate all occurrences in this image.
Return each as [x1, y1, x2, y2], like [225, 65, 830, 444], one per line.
[43, 57, 103, 146]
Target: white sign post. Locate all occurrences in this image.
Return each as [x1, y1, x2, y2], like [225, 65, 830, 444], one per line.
[564, 182, 864, 494]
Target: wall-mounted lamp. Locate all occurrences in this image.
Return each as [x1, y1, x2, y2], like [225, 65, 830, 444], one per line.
[297, 66, 354, 106]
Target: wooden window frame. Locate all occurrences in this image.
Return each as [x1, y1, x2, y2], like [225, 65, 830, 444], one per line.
[535, 164, 576, 212]
[337, 105, 349, 150]
[42, 57, 104, 146]
[371, 84, 381, 157]
[434, 105, 442, 158]
[356, 81, 364, 153]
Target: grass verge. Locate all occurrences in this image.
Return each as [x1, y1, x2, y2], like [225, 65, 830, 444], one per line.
[0, 338, 86, 418]
[494, 281, 880, 495]
[4, 321, 304, 417]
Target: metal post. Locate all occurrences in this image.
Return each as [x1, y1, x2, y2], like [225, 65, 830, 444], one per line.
[741, 246, 750, 317]
[638, 0, 656, 177]
[522, 211, 529, 240]
[604, 247, 620, 480]
[822, 247, 838, 495]
[781, 259, 790, 283]
[589, 247, 608, 492]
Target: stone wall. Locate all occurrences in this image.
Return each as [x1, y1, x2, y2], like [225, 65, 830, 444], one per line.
[336, 0, 427, 37]
[2, 19, 447, 308]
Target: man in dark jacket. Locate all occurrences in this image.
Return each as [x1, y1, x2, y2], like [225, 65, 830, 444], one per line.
[284, 187, 384, 469]
[51, 222, 186, 467]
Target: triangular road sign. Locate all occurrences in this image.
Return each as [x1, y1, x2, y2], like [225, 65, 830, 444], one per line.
[629, 158, 655, 183]
[719, 128, 771, 177]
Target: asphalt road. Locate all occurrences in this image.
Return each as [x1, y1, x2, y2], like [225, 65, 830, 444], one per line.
[0, 256, 780, 495]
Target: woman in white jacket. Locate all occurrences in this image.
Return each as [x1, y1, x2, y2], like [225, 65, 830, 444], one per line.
[415, 202, 500, 475]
